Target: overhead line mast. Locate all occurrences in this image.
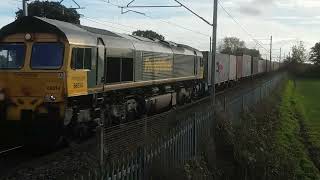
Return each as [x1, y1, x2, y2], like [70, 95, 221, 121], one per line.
[22, 0, 29, 16]
[212, 0, 218, 105]
[270, 36, 273, 70]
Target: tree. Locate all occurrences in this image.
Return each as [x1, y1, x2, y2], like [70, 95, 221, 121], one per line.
[16, 1, 80, 24]
[287, 41, 307, 64]
[219, 37, 245, 55]
[132, 30, 165, 41]
[310, 42, 320, 66]
[219, 37, 261, 58]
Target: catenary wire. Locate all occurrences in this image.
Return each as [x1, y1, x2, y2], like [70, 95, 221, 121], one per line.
[217, 0, 270, 53]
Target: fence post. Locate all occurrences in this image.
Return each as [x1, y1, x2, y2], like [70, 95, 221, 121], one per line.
[144, 118, 148, 141]
[242, 95, 245, 112]
[260, 86, 262, 101]
[224, 96, 227, 112]
[193, 112, 197, 158]
[97, 125, 104, 169]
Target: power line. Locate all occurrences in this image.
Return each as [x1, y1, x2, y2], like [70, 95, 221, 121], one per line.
[142, 14, 210, 38]
[85, 16, 140, 31]
[59, 0, 85, 10]
[98, 0, 210, 38]
[173, 0, 212, 26]
[99, 0, 122, 8]
[217, 0, 269, 53]
[82, 16, 207, 46]
[82, 16, 133, 33]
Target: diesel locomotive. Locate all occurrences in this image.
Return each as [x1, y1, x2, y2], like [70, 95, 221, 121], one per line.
[0, 17, 209, 145]
[0, 16, 282, 146]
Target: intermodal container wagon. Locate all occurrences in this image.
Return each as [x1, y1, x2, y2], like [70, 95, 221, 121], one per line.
[258, 59, 267, 74]
[236, 55, 243, 79]
[229, 55, 237, 81]
[266, 60, 271, 72]
[251, 56, 259, 75]
[243, 55, 252, 77]
[215, 53, 230, 84]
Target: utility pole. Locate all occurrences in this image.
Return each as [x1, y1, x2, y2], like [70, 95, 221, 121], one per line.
[210, 37, 212, 53]
[23, 0, 29, 16]
[269, 36, 272, 71]
[280, 48, 282, 62]
[212, 0, 218, 104]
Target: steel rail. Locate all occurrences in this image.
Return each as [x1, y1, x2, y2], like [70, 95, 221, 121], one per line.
[0, 146, 23, 155]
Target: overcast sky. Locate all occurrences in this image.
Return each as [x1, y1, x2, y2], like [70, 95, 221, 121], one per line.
[1, 0, 320, 60]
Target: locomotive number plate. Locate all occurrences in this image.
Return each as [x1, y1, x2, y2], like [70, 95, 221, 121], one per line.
[73, 82, 84, 89]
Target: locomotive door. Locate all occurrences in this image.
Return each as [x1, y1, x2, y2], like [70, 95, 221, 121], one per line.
[194, 51, 198, 75]
[97, 38, 105, 90]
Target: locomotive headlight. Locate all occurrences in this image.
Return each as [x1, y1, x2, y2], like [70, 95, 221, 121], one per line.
[25, 33, 32, 41]
[49, 95, 56, 101]
[45, 95, 56, 102]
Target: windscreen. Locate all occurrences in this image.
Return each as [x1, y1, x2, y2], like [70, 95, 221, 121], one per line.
[31, 43, 64, 69]
[0, 44, 25, 69]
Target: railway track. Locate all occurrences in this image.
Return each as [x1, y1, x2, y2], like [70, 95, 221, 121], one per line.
[0, 146, 24, 156]
[0, 145, 32, 178]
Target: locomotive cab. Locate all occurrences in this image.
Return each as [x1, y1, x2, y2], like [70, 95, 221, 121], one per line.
[0, 17, 70, 145]
[0, 34, 66, 120]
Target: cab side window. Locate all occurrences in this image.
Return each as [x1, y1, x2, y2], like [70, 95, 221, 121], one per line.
[71, 48, 92, 70]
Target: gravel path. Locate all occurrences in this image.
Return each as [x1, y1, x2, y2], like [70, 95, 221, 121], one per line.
[1, 139, 99, 180]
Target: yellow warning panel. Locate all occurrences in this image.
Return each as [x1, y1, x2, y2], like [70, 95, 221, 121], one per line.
[67, 71, 88, 96]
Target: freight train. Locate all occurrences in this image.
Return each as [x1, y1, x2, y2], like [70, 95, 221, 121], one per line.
[0, 17, 282, 146]
[203, 53, 282, 87]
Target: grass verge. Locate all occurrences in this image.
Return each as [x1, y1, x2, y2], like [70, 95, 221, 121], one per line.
[275, 80, 319, 179]
[293, 78, 320, 171]
[209, 80, 320, 180]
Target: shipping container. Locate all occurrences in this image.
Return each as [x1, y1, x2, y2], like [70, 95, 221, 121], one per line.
[242, 55, 252, 77]
[236, 56, 243, 79]
[272, 62, 275, 71]
[215, 53, 230, 84]
[273, 61, 280, 71]
[258, 59, 267, 74]
[266, 60, 271, 72]
[229, 55, 237, 81]
[251, 56, 259, 75]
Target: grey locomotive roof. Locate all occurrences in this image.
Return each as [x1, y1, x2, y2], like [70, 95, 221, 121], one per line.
[0, 16, 202, 56]
[39, 17, 98, 46]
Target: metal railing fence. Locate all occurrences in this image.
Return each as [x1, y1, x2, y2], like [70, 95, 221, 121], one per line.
[66, 72, 286, 180]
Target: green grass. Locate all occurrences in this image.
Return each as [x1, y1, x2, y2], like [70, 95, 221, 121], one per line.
[275, 80, 320, 179]
[296, 78, 320, 149]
